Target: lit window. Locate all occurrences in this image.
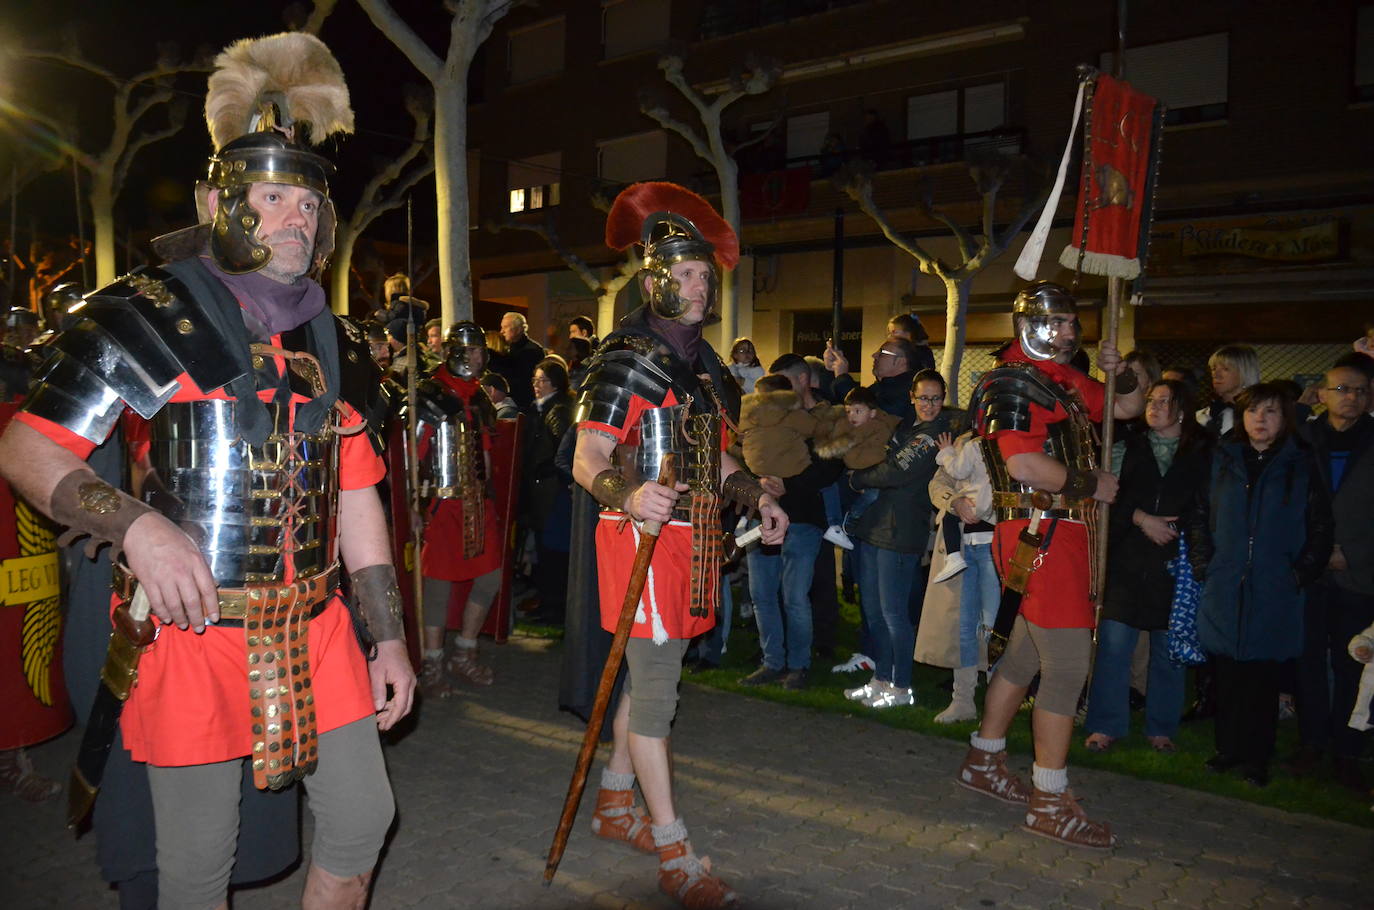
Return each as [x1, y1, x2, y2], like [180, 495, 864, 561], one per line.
[507, 152, 562, 213]
[509, 189, 526, 213]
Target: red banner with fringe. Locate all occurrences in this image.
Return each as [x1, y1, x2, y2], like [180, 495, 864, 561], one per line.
[1059, 74, 1163, 280]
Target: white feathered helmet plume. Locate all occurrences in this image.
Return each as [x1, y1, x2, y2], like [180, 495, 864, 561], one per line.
[156, 32, 354, 276]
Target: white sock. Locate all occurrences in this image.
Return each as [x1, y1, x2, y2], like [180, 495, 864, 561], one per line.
[651, 817, 688, 847]
[454, 636, 477, 650]
[424, 648, 443, 661]
[971, 734, 1005, 753]
[1032, 764, 1068, 794]
[600, 768, 635, 791]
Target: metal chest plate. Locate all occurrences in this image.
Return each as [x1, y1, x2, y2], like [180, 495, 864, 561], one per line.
[137, 399, 339, 586]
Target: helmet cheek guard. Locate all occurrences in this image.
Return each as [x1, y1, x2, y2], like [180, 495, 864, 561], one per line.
[645, 258, 719, 322]
[444, 321, 488, 379]
[210, 187, 273, 274]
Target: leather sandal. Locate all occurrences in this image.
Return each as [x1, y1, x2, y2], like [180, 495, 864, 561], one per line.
[446, 647, 494, 686]
[0, 748, 61, 802]
[1147, 736, 1177, 753]
[657, 840, 738, 909]
[589, 787, 656, 854]
[1022, 786, 1116, 849]
[418, 656, 455, 699]
[956, 745, 1030, 804]
[1083, 733, 1114, 752]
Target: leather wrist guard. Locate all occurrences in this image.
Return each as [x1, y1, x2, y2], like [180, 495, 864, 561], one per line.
[721, 469, 766, 512]
[1113, 369, 1139, 395]
[349, 564, 406, 644]
[49, 469, 156, 560]
[1058, 466, 1099, 500]
[590, 468, 633, 511]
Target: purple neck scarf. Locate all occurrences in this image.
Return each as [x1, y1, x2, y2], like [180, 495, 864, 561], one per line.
[202, 256, 326, 338]
[646, 312, 703, 365]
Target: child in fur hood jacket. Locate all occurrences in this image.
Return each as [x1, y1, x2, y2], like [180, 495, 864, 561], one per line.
[737, 374, 821, 479]
[813, 387, 900, 548]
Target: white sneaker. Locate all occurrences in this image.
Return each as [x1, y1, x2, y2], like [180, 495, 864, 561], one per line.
[844, 676, 878, 701]
[823, 524, 855, 550]
[831, 652, 875, 673]
[930, 550, 968, 585]
[865, 684, 915, 709]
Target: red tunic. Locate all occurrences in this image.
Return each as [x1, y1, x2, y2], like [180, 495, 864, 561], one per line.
[580, 389, 720, 642]
[984, 341, 1105, 629]
[16, 350, 384, 766]
[419, 369, 501, 582]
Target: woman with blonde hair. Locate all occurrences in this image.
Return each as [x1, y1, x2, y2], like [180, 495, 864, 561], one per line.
[1198, 344, 1261, 438]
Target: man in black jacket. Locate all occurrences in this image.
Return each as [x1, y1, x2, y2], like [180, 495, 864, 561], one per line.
[1292, 363, 1374, 789]
[823, 335, 920, 421]
[490, 311, 546, 410]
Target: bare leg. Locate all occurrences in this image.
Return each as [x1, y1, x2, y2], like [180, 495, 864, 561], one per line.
[460, 596, 491, 640]
[608, 694, 634, 775]
[629, 732, 677, 827]
[302, 863, 372, 910]
[1030, 708, 1074, 770]
[978, 672, 1029, 742]
[422, 625, 443, 652]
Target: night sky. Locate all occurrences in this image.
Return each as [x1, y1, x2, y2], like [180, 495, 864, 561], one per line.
[3, 0, 454, 256]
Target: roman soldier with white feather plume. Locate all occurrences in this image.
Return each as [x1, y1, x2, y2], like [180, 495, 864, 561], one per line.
[0, 32, 413, 908]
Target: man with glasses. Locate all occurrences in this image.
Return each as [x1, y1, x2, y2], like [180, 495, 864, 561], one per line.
[1292, 363, 1374, 789]
[824, 335, 921, 420]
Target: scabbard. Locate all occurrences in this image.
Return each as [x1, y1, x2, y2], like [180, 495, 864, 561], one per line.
[67, 591, 155, 830]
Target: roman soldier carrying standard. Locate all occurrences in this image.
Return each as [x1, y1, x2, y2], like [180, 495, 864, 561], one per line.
[565, 182, 788, 908]
[956, 281, 1142, 849]
[0, 33, 414, 907]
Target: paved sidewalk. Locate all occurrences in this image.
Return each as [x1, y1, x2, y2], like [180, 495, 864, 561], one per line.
[3, 635, 1369, 908]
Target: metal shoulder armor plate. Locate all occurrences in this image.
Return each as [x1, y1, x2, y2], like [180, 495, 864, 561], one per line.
[571, 333, 674, 431]
[972, 363, 1065, 436]
[23, 266, 245, 444]
[414, 378, 462, 425]
[333, 315, 388, 454]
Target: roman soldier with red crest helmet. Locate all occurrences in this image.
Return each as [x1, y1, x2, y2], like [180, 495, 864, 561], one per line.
[563, 182, 788, 908]
[0, 32, 413, 907]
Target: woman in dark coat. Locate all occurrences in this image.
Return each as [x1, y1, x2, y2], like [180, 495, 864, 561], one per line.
[526, 357, 576, 623]
[846, 370, 949, 709]
[1187, 383, 1333, 786]
[1083, 380, 1211, 753]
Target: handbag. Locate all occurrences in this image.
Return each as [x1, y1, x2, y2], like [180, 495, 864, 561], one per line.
[1165, 531, 1206, 666]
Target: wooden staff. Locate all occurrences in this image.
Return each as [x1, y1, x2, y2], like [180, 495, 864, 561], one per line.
[404, 320, 425, 655]
[543, 453, 679, 885]
[1093, 276, 1125, 639]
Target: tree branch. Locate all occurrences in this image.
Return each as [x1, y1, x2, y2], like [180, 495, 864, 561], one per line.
[836, 165, 943, 277]
[641, 104, 713, 164]
[113, 101, 186, 193]
[357, 0, 443, 82]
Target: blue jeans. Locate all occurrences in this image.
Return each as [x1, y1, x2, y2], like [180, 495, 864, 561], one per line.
[956, 542, 1000, 667]
[1084, 619, 1186, 739]
[697, 573, 735, 665]
[841, 488, 879, 533]
[821, 483, 842, 526]
[856, 541, 918, 688]
[747, 523, 823, 670]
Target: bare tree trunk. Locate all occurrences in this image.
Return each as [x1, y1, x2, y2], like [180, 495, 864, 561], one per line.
[940, 277, 971, 407]
[331, 226, 358, 315]
[89, 175, 116, 288]
[714, 154, 740, 347]
[433, 79, 471, 326]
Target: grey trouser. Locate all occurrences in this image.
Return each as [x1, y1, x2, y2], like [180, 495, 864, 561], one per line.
[994, 616, 1093, 716]
[624, 637, 691, 738]
[146, 717, 394, 910]
[423, 568, 502, 629]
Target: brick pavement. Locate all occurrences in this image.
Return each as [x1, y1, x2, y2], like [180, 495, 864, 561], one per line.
[3, 635, 1369, 909]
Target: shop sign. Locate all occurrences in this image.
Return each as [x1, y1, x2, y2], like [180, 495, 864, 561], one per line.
[1177, 217, 1338, 261]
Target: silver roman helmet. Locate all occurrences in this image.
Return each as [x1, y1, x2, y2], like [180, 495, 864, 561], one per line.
[604, 182, 740, 322]
[1012, 281, 1081, 362]
[444, 321, 488, 379]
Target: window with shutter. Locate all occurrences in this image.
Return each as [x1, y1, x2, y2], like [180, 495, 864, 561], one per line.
[507, 152, 562, 213]
[603, 0, 672, 59]
[597, 131, 669, 184]
[509, 18, 566, 85]
[1103, 33, 1228, 125]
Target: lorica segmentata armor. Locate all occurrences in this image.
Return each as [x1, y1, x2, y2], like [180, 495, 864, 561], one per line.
[136, 399, 340, 586]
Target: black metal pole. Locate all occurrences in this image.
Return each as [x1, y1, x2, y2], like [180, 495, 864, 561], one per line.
[831, 208, 844, 357]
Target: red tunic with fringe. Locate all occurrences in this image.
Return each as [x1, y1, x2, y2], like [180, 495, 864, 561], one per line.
[983, 341, 1105, 630]
[579, 389, 721, 643]
[15, 348, 382, 767]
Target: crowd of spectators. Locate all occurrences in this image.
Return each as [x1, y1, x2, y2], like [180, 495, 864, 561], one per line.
[353, 293, 1374, 801]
